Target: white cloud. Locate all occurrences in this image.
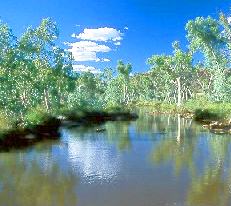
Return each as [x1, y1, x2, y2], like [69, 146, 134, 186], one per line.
[67, 41, 111, 62]
[102, 58, 110, 62]
[228, 17, 231, 24]
[67, 26, 124, 63]
[72, 27, 123, 42]
[73, 64, 101, 74]
[124, 26, 129, 30]
[67, 41, 111, 52]
[114, 42, 121, 46]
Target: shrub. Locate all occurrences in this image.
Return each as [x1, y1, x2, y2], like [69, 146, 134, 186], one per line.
[0, 115, 13, 131]
[184, 97, 209, 112]
[194, 109, 223, 121]
[104, 102, 125, 112]
[24, 105, 50, 127]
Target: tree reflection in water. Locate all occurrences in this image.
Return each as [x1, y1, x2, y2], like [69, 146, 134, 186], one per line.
[0, 149, 78, 206]
[1, 110, 231, 206]
[147, 112, 231, 206]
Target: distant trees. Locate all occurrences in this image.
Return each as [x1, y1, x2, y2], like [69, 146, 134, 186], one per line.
[116, 60, 132, 104]
[147, 41, 193, 106]
[1, 10, 231, 125]
[127, 12, 231, 105]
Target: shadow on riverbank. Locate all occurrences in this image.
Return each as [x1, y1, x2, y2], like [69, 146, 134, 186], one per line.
[0, 111, 138, 151]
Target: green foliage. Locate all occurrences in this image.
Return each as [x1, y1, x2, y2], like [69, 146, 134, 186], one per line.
[134, 101, 177, 112]
[184, 97, 209, 111]
[104, 101, 125, 112]
[184, 97, 231, 119]
[24, 105, 50, 127]
[0, 111, 14, 138]
[61, 109, 85, 121]
[185, 16, 224, 56]
[1, 10, 231, 134]
[194, 109, 222, 121]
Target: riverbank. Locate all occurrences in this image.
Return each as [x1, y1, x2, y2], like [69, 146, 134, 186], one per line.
[132, 100, 231, 134]
[0, 110, 138, 151]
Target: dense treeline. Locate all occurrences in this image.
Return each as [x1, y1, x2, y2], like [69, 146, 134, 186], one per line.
[0, 18, 136, 129]
[1, 11, 231, 129]
[129, 13, 231, 105]
[0, 18, 75, 128]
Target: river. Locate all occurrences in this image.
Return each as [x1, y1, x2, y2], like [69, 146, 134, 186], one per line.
[0, 109, 231, 206]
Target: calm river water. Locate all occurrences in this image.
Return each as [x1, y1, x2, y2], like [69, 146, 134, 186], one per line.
[1, 109, 231, 206]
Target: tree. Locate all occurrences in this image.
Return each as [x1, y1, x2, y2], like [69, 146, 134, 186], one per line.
[147, 41, 193, 106]
[186, 16, 227, 101]
[116, 60, 132, 104]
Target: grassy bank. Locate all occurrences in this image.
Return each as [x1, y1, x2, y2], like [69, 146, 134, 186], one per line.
[133, 99, 231, 119]
[132, 99, 231, 134]
[0, 106, 138, 151]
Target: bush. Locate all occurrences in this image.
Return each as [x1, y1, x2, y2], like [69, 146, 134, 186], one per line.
[61, 109, 85, 121]
[104, 102, 125, 112]
[184, 97, 209, 112]
[0, 114, 13, 130]
[194, 109, 223, 121]
[24, 105, 50, 127]
[184, 98, 231, 119]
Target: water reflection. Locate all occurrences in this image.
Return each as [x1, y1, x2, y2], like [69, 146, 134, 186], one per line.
[63, 125, 123, 184]
[0, 145, 78, 206]
[150, 114, 197, 176]
[1, 110, 231, 205]
[144, 110, 231, 206]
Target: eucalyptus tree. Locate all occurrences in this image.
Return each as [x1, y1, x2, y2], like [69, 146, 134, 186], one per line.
[68, 71, 103, 110]
[16, 18, 75, 114]
[116, 60, 132, 104]
[219, 12, 231, 101]
[186, 16, 228, 101]
[129, 72, 155, 101]
[0, 20, 19, 116]
[147, 54, 173, 102]
[50, 47, 75, 109]
[100, 67, 119, 106]
[171, 41, 193, 106]
[18, 18, 60, 111]
[0, 18, 78, 123]
[148, 41, 193, 106]
[220, 12, 231, 51]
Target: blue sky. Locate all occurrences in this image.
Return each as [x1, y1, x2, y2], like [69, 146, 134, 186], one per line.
[0, 0, 231, 73]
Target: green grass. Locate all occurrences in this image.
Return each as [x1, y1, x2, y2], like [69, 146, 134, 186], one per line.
[133, 101, 177, 113]
[132, 98, 231, 121]
[183, 99, 231, 119]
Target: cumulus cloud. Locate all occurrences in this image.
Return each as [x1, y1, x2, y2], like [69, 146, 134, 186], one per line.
[114, 42, 121, 46]
[66, 41, 111, 62]
[72, 27, 123, 42]
[102, 58, 110, 62]
[72, 64, 101, 74]
[67, 26, 124, 63]
[228, 16, 231, 24]
[67, 41, 111, 52]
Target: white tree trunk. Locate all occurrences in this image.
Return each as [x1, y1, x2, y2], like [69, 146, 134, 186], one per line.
[43, 88, 49, 111]
[176, 77, 181, 107]
[177, 114, 181, 143]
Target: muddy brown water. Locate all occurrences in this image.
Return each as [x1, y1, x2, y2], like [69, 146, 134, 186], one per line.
[0, 110, 231, 206]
